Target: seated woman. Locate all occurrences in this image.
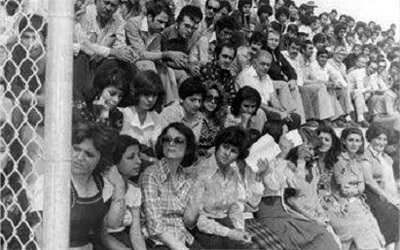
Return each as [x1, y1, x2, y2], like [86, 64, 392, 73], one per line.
[160, 78, 207, 142]
[224, 86, 267, 135]
[364, 124, 399, 249]
[255, 127, 341, 250]
[303, 48, 345, 126]
[73, 60, 132, 131]
[119, 70, 165, 152]
[185, 126, 253, 249]
[327, 127, 385, 250]
[102, 135, 146, 250]
[140, 122, 201, 250]
[198, 80, 226, 157]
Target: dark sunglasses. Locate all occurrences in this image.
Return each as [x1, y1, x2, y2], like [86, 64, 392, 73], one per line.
[207, 5, 220, 13]
[161, 135, 186, 145]
[205, 95, 221, 103]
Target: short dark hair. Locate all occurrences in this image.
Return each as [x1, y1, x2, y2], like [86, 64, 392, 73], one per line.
[316, 47, 329, 57]
[250, 31, 265, 45]
[301, 40, 314, 52]
[238, 0, 252, 10]
[287, 24, 299, 35]
[130, 70, 165, 111]
[215, 16, 239, 33]
[312, 33, 327, 45]
[340, 127, 365, 155]
[112, 135, 141, 165]
[214, 42, 236, 59]
[219, 0, 232, 12]
[257, 4, 273, 17]
[334, 22, 347, 36]
[176, 5, 203, 23]
[214, 126, 251, 160]
[146, 1, 172, 19]
[287, 36, 301, 47]
[366, 123, 390, 143]
[178, 77, 207, 100]
[230, 86, 261, 116]
[275, 7, 289, 20]
[19, 14, 47, 40]
[154, 122, 197, 167]
[72, 123, 119, 174]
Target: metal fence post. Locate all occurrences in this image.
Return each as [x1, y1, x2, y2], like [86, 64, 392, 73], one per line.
[42, 0, 74, 248]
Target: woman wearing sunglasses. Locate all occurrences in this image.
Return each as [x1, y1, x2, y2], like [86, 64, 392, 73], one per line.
[198, 80, 226, 157]
[140, 123, 201, 250]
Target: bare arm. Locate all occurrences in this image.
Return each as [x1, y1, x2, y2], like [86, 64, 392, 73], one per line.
[129, 207, 147, 250]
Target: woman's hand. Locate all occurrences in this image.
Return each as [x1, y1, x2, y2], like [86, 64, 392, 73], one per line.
[278, 134, 294, 158]
[256, 158, 271, 176]
[105, 167, 126, 196]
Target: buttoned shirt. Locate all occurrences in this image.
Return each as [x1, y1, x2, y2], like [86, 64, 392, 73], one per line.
[118, 106, 161, 147]
[282, 51, 305, 86]
[304, 60, 336, 83]
[125, 15, 161, 58]
[347, 68, 367, 92]
[192, 155, 245, 237]
[75, 4, 127, 60]
[236, 66, 275, 104]
[159, 100, 204, 142]
[364, 73, 388, 92]
[140, 159, 195, 245]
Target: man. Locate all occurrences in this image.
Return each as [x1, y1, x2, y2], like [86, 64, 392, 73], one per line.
[199, 42, 236, 103]
[255, 4, 273, 32]
[236, 50, 301, 130]
[202, 0, 220, 36]
[125, 1, 186, 71]
[75, 0, 136, 62]
[213, 15, 241, 46]
[347, 54, 373, 127]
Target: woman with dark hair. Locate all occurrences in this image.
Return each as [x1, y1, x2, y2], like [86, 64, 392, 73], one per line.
[198, 80, 226, 157]
[326, 127, 385, 250]
[224, 86, 267, 134]
[73, 60, 133, 131]
[185, 126, 254, 249]
[119, 70, 165, 152]
[363, 124, 399, 250]
[102, 135, 146, 250]
[140, 122, 201, 250]
[314, 126, 342, 208]
[254, 127, 341, 250]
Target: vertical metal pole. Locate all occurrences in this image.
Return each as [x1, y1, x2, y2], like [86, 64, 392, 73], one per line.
[42, 0, 74, 248]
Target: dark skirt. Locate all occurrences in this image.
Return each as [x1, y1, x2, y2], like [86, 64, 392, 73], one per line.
[255, 196, 340, 250]
[191, 217, 251, 249]
[245, 219, 286, 250]
[364, 186, 400, 245]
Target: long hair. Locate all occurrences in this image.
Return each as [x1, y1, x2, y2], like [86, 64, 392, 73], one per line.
[315, 126, 341, 170]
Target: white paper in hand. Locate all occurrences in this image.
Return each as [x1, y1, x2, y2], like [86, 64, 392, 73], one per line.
[285, 129, 303, 147]
[245, 133, 281, 173]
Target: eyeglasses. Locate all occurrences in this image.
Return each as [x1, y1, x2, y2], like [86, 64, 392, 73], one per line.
[205, 95, 221, 103]
[207, 5, 220, 13]
[161, 135, 186, 145]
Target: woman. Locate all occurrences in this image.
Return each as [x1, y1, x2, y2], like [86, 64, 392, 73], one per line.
[224, 86, 267, 135]
[140, 122, 201, 250]
[364, 124, 399, 249]
[119, 70, 165, 153]
[185, 126, 253, 249]
[102, 135, 146, 250]
[255, 127, 341, 250]
[73, 60, 133, 131]
[327, 127, 385, 250]
[198, 80, 226, 157]
[314, 126, 342, 212]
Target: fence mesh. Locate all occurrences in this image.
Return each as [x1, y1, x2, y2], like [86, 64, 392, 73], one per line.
[1, 0, 49, 249]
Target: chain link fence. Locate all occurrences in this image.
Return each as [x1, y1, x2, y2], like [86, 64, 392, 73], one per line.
[1, 0, 72, 248]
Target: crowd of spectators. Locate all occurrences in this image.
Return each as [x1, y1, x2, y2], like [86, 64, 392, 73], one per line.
[1, 0, 400, 249]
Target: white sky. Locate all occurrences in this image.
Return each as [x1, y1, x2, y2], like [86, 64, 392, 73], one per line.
[295, 0, 400, 40]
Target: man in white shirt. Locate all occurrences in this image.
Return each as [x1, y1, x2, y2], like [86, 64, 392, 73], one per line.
[236, 50, 301, 129]
[347, 54, 372, 127]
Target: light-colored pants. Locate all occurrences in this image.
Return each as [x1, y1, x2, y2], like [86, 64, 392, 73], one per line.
[350, 90, 369, 122]
[299, 84, 336, 120]
[273, 81, 306, 124]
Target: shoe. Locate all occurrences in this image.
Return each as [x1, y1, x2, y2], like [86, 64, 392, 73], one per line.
[333, 120, 346, 128]
[345, 120, 358, 127]
[304, 120, 319, 127]
[357, 120, 370, 128]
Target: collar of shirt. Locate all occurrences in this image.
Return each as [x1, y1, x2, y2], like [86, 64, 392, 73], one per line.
[341, 151, 365, 162]
[367, 145, 387, 161]
[139, 15, 149, 33]
[121, 106, 157, 129]
[159, 158, 191, 183]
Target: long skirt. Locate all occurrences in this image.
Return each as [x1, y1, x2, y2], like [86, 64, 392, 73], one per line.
[364, 186, 400, 245]
[255, 196, 340, 250]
